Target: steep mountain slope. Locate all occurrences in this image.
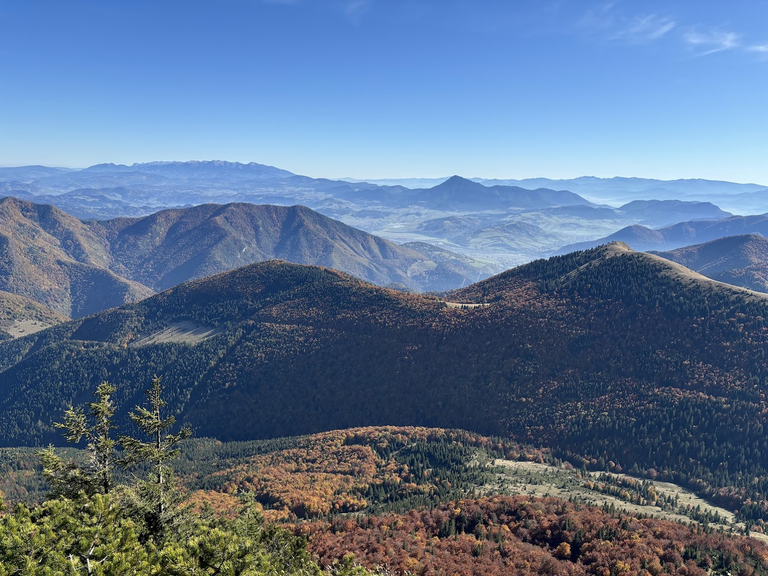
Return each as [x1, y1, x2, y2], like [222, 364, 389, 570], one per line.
[653, 234, 768, 292]
[0, 197, 153, 317]
[3, 247, 768, 517]
[96, 203, 490, 292]
[0, 199, 493, 313]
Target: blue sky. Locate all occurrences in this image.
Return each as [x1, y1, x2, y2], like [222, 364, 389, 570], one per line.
[1, 0, 767, 182]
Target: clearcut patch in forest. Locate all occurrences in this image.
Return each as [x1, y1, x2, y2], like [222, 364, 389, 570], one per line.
[489, 459, 768, 542]
[4, 320, 56, 338]
[441, 301, 490, 309]
[130, 321, 222, 347]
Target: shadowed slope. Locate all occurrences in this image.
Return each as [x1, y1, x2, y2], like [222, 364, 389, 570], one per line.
[653, 234, 768, 293]
[4, 248, 768, 517]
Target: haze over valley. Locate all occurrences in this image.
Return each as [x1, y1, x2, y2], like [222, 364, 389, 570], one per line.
[2, 161, 765, 276]
[4, 0, 768, 572]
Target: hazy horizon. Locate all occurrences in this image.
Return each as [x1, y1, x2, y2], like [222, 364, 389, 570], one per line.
[2, 160, 767, 188]
[2, 1, 767, 183]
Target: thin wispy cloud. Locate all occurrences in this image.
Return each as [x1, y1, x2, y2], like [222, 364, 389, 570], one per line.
[612, 14, 676, 44]
[684, 29, 740, 56]
[747, 43, 768, 61]
[579, 4, 675, 45]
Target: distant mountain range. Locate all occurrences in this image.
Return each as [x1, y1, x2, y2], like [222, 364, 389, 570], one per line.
[382, 176, 592, 211]
[480, 177, 768, 215]
[0, 197, 496, 317]
[476, 175, 767, 199]
[349, 175, 768, 213]
[2, 161, 765, 268]
[81, 160, 294, 181]
[653, 234, 768, 293]
[557, 213, 768, 254]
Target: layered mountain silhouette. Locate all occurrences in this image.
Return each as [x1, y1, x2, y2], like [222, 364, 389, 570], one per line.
[345, 176, 593, 211]
[475, 175, 768, 204]
[0, 198, 495, 318]
[557, 213, 768, 254]
[653, 234, 768, 293]
[411, 176, 592, 210]
[615, 200, 730, 227]
[2, 242, 768, 515]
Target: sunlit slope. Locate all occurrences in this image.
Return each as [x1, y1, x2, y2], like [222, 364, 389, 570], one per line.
[1, 245, 768, 517]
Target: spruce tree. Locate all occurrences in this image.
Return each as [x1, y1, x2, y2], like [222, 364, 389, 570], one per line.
[39, 381, 118, 498]
[119, 376, 192, 541]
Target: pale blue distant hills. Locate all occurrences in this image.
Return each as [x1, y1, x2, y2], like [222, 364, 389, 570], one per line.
[2, 160, 768, 268]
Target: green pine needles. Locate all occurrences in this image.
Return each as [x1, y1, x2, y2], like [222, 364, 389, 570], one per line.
[40, 376, 192, 543]
[2, 376, 375, 574]
[120, 376, 192, 541]
[40, 381, 118, 499]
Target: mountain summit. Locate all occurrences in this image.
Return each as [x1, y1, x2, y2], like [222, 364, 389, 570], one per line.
[2, 242, 767, 509]
[0, 198, 495, 318]
[416, 175, 592, 210]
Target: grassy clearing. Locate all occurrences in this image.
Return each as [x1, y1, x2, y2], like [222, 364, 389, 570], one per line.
[3, 319, 57, 338]
[130, 321, 222, 346]
[487, 459, 768, 542]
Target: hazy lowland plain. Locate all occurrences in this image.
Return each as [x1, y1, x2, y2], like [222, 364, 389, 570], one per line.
[4, 161, 768, 573]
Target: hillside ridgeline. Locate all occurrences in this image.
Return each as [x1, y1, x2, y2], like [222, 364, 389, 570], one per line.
[3, 244, 768, 518]
[0, 198, 493, 318]
[653, 234, 768, 293]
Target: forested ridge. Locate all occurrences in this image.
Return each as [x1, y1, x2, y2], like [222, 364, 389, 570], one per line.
[0, 197, 491, 317]
[306, 496, 768, 576]
[4, 418, 768, 574]
[2, 243, 768, 520]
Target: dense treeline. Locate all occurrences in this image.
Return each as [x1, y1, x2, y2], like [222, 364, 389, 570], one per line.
[0, 492, 354, 575]
[0, 427, 540, 518]
[0, 378, 377, 574]
[307, 496, 768, 576]
[4, 407, 768, 576]
[2, 247, 768, 520]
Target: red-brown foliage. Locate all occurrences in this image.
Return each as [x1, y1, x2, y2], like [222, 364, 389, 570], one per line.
[305, 496, 768, 576]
